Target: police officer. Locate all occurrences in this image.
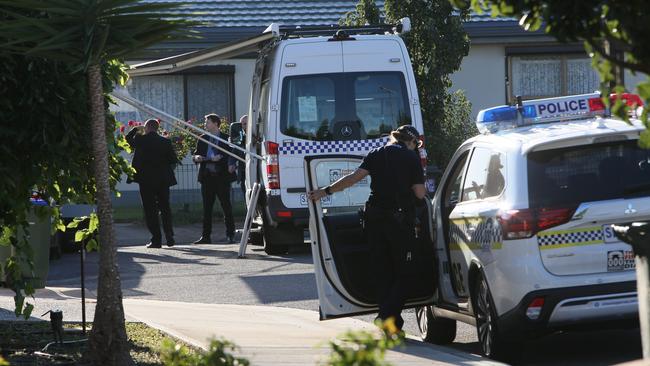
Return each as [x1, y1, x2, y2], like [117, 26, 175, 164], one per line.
[308, 125, 426, 330]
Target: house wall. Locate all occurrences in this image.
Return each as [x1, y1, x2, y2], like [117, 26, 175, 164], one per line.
[625, 70, 648, 93]
[113, 59, 256, 207]
[450, 44, 507, 121]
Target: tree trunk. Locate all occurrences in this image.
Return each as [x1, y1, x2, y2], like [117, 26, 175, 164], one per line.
[82, 64, 134, 366]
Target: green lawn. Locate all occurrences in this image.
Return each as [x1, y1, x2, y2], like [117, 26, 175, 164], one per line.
[113, 201, 247, 225]
[0, 321, 199, 365]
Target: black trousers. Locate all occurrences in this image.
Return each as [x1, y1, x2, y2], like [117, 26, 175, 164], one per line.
[138, 182, 173, 244]
[201, 174, 235, 237]
[365, 206, 415, 330]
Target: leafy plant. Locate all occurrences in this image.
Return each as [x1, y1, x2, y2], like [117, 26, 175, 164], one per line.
[451, 0, 650, 145]
[342, 0, 475, 169]
[160, 338, 250, 366]
[0, 1, 198, 364]
[321, 318, 405, 366]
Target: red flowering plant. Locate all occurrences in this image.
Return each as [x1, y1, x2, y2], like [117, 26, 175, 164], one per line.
[160, 118, 198, 161]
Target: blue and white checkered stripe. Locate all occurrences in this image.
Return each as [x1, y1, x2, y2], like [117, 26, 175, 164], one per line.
[537, 227, 603, 248]
[280, 138, 388, 155]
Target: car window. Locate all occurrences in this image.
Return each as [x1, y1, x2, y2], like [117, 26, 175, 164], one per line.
[527, 140, 650, 207]
[462, 147, 505, 201]
[443, 151, 469, 208]
[280, 72, 412, 141]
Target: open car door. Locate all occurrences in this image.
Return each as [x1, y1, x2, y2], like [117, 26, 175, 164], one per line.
[305, 155, 438, 320]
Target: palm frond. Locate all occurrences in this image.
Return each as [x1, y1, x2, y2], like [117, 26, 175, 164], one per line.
[0, 0, 200, 68]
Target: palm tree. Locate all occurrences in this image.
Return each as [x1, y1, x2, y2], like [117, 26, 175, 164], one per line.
[0, 1, 197, 364]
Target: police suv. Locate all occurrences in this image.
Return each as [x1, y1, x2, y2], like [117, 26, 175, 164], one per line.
[418, 92, 647, 361]
[305, 91, 647, 362]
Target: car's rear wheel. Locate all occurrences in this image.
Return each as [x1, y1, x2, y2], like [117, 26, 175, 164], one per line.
[473, 274, 522, 363]
[415, 306, 456, 344]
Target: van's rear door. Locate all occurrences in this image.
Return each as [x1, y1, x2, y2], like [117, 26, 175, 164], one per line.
[305, 155, 436, 320]
[277, 41, 344, 209]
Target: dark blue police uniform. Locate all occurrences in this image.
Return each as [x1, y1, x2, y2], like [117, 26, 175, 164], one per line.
[359, 141, 424, 329]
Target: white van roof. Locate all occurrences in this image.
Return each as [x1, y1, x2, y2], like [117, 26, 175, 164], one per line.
[128, 20, 411, 77]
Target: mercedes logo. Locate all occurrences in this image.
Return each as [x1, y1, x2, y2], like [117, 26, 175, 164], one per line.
[341, 125, 353, 137]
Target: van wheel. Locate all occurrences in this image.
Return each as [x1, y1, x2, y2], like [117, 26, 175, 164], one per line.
[473, 274, 522, 363]
[415, 306, 456, 344]
[262, 224, 289, 255]
[249, 230, 263, 246]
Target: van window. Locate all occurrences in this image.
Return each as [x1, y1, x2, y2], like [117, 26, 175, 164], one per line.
[280, 72, 412, 141]
[527, 140, 650, 208]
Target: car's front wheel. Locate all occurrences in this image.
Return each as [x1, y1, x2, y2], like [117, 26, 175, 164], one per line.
[473, 274, 522, 363]
[415, 305, 456, 344]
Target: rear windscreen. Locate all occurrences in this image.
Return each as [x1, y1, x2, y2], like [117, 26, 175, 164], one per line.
[528, 139, 650, 207]
[280, 72, 412, 141]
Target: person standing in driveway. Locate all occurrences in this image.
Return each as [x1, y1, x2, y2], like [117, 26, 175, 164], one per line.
[193, 114, 237, 244]
[308, 125, 425, 330]
[126, 119, 179, 248]
[230, 114, 248, 196]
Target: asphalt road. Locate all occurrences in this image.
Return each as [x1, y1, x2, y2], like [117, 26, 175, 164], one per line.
[46, 222, 642, 365]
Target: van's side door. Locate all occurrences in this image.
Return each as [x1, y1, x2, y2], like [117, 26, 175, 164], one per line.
[305, 155, 436, 319]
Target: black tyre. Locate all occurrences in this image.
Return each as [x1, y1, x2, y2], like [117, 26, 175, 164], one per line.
[262, 224, 289, 255]
[473, 274, 522, 363]
[249, 230, 263, 246]
[415, 306, 456, 344]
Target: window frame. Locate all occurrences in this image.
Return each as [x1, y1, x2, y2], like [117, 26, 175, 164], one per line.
[506, 50, 605, 104]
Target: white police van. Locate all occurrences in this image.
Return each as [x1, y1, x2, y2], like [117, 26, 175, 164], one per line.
[306, 92, 647, 362]
[246, 20, 427, 254]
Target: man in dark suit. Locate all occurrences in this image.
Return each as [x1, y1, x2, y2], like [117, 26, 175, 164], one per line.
[126, 119, 179, 248]
[193, 114, 237, 244]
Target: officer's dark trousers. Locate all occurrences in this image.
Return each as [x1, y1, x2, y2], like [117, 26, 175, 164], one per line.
[138, 182, 174, 244]
[201, 174, 235, 238]
[366, 206, 414, 330]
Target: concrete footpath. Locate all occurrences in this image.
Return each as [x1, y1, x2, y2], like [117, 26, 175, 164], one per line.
[0, 287, 504, 366]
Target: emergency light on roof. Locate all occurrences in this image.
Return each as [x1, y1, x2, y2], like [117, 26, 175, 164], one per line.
[476, 93, 608, 134]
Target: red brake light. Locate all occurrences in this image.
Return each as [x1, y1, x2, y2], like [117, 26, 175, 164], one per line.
[266, 141, 279, 155]
[498, 205, 577, 240]
[276, 211, 292, 218]
[526, 297, 545, 320]
[265, 141, 280, 189]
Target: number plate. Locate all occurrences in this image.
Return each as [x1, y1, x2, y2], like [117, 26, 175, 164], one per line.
[602, 224, 619, 243]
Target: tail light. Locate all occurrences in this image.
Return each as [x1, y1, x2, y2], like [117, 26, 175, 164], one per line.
[498, 205, 577, 240]
[526, 297, 545, 320]
[265, 141, 280, 189]
[418, 135, 427, 172]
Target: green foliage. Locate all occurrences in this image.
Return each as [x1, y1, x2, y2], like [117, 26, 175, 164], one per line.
[322, 318, 405, 366]
[0, 0, 197, 327]
[347, 0, 473, 168]
[340, 0, 381, 26]
[453, 0, 650, 144]
[431, 90, 477, 167]
[160, 338, 250, 366]
[0, 0, 200, 70]
[0, 52, 131, 317]
[0, 355, 8, 366]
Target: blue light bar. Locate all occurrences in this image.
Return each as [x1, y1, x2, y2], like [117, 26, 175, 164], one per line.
[476, 93, 606, 134]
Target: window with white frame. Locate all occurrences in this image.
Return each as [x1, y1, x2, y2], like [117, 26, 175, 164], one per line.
[509, 55, 600, 102]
